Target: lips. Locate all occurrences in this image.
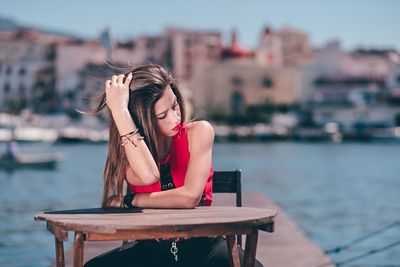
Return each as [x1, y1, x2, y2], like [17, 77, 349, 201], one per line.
[172, 123, 181, 131]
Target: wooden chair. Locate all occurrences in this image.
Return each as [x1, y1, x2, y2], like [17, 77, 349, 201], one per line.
[212, 169, 242, 246]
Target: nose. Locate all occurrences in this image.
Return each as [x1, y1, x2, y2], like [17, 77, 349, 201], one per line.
[171, 109, 180, 122]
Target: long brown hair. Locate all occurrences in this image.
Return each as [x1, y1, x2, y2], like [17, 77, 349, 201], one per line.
[86, 64, 186, 207]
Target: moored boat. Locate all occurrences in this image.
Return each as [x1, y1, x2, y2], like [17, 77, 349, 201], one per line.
[0, 153, 64, 170]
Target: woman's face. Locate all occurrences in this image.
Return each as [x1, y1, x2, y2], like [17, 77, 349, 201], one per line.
[153, 86, 181, 137]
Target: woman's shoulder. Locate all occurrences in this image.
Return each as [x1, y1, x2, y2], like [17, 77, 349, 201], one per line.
[186, 121, 215, 146]
[186, 120, 214, 135]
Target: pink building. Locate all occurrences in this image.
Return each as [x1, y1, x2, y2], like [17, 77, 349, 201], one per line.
[164, 27, 223, 80]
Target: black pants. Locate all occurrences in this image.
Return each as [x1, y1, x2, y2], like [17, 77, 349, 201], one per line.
[84, 236, 263, 267]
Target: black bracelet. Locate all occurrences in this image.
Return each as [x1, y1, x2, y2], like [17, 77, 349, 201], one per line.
[120, 128, 139, 141]
[123, 192, 136, 208]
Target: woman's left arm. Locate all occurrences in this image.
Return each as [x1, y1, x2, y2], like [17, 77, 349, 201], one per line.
[131, 121, 214, 208]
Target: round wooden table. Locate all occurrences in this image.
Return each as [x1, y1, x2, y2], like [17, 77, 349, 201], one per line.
[35, 206, 276, 267]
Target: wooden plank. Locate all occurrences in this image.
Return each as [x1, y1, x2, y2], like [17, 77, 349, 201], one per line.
[243, 230, 258, 267]
[226, 235, 240, 267]
[47, 222, 68, 241]
[54, 237, 65, 267]
[258, 221, 274, 233]
[86, 224, 254, 241]
[36, 206, 275, 224]
[73, 232, 84, 267]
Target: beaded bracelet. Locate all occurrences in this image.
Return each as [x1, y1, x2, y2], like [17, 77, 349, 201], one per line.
[121, 136, 145, 147]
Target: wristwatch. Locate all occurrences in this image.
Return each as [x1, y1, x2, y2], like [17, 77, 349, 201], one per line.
[123, 192, 136, 208]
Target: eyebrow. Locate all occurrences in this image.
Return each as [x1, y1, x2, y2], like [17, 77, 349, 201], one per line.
[155, 97, 177, 117]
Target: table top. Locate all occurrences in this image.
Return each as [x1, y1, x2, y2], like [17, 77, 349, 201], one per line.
[35, 206, 276, 235]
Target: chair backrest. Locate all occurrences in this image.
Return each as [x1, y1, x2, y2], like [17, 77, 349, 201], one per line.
[212, 169, 242, 207]
[212, 169, 242, 246]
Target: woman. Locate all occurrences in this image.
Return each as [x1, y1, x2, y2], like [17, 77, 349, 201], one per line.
[84, 64, 263, 266]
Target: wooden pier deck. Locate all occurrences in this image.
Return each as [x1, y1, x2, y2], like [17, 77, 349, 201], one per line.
[51, 191, 333, 266]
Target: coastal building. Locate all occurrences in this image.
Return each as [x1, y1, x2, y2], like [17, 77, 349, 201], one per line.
[279, 27, 314, 67]
[41, 36, 140, 112]
[299, 41, 400, 128]
[301, 41, 395, 105]
[190, 30, 302, 115]
[72, 27, 223, 112]
[112, 27, 223, 81]
[122, 35, 170, 67]
[255, 27, 282, 67]
[255, 27, 314, 67]
[163, 27, 223, 80]
[0, 30, 69, 113]
[1, 24, 399, 126]
[52, 39, 107, 112]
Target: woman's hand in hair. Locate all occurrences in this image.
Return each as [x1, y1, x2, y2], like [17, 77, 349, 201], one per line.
[105, 73, 133, 115]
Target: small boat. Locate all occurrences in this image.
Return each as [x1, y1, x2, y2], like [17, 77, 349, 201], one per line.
[0, 153, 64, 170]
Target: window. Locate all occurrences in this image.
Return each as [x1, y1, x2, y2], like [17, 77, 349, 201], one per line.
[19, 67, 26, 76]
[231, 76, 243, 86]
[6, 66, 12, 75]
[19, 84, 26, 95]
[4, 82, 11, 93]
[261, 76, 273, 88]
[231, 91, 244, 112]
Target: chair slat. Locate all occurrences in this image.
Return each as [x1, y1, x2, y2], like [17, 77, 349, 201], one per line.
[212, 169, 242, 246]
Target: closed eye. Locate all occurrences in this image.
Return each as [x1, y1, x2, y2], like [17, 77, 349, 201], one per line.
[155, 100, 179, 120]
[156, 113, 167, 120]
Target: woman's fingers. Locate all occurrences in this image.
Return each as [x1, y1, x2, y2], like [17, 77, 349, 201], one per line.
[117, 74, 125, 85]
[108, 73, 131, 89]
[105, 80, 112, 89]
[111, 75, 118, 85]
[124, 73, 133, 86]
[105, 73, 130, 112]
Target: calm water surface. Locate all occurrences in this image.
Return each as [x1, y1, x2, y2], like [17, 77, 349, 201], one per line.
[0, 141, 399, 266]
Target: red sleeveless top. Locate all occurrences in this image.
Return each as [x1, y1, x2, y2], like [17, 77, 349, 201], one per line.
[129, 123, 213, 206]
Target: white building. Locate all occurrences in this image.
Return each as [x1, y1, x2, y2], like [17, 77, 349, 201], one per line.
[0, 31, 49, 111]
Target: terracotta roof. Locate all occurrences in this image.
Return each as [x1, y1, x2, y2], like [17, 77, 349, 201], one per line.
[222, 43, 253, 58]
[0, 31, 14, 40]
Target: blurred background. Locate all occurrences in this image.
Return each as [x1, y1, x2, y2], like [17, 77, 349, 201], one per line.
[0, 1, 399, 266]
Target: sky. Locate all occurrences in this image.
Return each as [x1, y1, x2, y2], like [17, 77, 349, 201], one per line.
[1, 0, 399, 51]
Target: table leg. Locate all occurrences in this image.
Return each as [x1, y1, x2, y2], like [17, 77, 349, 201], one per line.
[243, 231, 258, 267]
[73, 232, 84, 267]
[55, 237, 65, 267]
[226, 235, 240, 267]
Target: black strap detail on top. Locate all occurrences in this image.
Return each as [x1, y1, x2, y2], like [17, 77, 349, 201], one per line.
[160, 162, 176, 191]
[160, 162, 207, 206]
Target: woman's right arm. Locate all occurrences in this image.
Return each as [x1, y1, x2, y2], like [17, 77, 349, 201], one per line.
[106, 74, 160, 186]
